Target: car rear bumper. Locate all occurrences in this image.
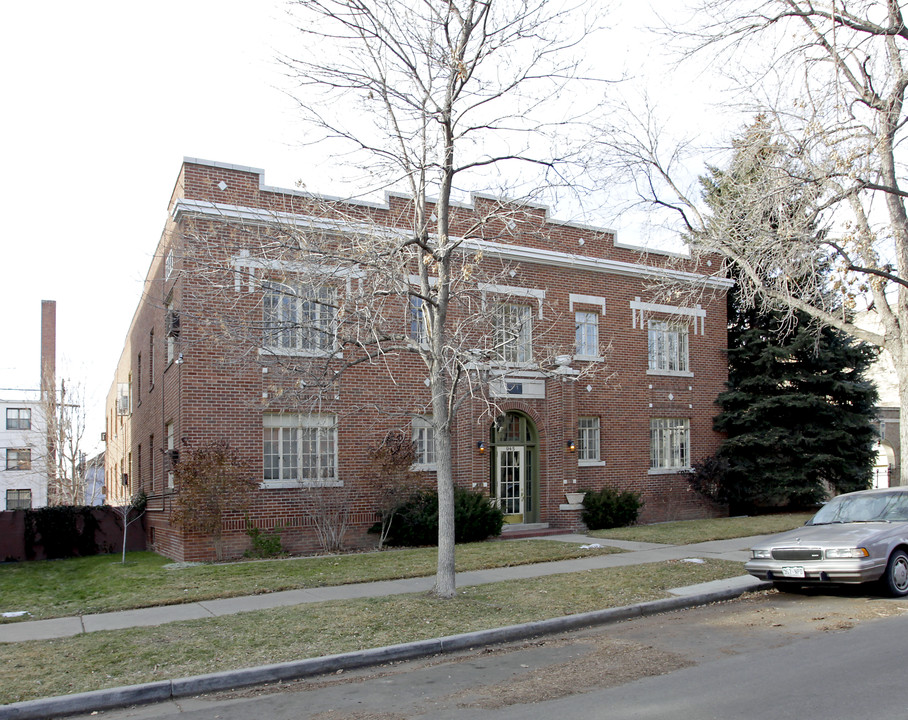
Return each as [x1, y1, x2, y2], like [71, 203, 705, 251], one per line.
[744, 558, 887, 585]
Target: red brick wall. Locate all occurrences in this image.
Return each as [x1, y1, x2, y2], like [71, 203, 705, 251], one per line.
[109, 160, 729, 562]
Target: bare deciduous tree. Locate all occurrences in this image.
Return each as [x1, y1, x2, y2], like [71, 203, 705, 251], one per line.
[40, 371, 91, 506]
[113, 490, 147, 564]
[176, 0, 605, 597]
[170, 440, 257, 561]
[599, 0, 908, 477]
[367, 430, 424, 550]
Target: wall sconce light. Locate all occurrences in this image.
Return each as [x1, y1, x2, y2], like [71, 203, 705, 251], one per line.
[477, 441, 486, 454]
[566, 439, 576, 453]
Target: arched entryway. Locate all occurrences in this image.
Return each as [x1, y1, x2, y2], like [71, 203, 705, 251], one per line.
[489, 411, 540, 524]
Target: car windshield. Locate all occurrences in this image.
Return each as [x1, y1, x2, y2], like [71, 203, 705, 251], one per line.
[810, 492, 908, 524]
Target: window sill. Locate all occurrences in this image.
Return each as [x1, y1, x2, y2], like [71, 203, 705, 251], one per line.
[578, 460, 606, 467]
[646, 369, 694, 378]
[410, 464, 437, 472]
[261, 480, 344, 489]
[574, 355, 604, 363]
[648, 467, 690, 475]
[259, 348, 342, 359]
[488, 362, 538, 372]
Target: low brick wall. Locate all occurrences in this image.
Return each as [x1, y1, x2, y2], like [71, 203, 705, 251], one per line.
[0, 507, 147, 562]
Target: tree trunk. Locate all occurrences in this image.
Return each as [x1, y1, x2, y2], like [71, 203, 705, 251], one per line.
[433, 424, 456, 598]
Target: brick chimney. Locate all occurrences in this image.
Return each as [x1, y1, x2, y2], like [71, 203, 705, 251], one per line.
[40, 300, 56, 401]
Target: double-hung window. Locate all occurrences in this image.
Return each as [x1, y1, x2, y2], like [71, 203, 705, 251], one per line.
[6, 449, 31, 471]
[6, 489, 32, 510]
[263, 413, 338, 486]
[650, 418, 690, 471]
[575, 312, 599, 358]
[6, 408, 31, 430]
[165, 295, 180, 365]
[648, 320, 689, 374]
[409, 296, 429, 344]
[263, 283, 336, 355]
[412, 417, 436, 469]
[166, 422, 175, 489]
[577, 417, 601, 463]
[494, 304, 533, 363]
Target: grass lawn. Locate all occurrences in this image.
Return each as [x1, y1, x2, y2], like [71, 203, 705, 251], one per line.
[589, 513, 814, 545]
[0, 540, 622, 621]
[0, 558, 743, 705]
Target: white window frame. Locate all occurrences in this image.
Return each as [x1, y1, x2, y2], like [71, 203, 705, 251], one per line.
[409, 295, 429, 345]
[164, 249, 174, 280]
[411, 417, 437, 470]
[493, 303, 533, 364]
[262, 282, 337, 357]
[650, 418, 690, 472]
[574, 311, 600, 360]
[647, 320, 690, 376]
[578, 416, 604, 465]
[262, 413, 339, 488]
[166, 422, 175, 489]
[165, 296, 179, 365]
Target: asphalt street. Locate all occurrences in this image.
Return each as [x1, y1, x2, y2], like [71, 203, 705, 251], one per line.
[63, 588, 908, 720]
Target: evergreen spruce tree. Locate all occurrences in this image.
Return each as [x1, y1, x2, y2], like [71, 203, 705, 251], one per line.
[715, 303, 878, 508]
[699, 118, 879, 509]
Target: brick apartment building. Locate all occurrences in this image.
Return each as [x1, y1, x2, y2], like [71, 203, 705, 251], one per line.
[106, 158, 732, 562]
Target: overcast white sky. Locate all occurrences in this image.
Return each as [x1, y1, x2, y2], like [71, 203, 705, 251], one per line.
[0, 1, 730, 455]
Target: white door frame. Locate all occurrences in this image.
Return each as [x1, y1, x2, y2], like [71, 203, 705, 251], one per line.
[496, 445, 525, 518]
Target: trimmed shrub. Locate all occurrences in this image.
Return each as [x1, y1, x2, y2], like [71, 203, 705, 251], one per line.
[380, 488, 504, 547]
[581, 488, 643, 530]
[454, 487, 505, 543]
[244, 522, 284, 558]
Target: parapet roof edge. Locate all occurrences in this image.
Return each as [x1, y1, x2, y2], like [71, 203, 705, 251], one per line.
[173, 198, 733, 290]
[181, 157, 675, 251]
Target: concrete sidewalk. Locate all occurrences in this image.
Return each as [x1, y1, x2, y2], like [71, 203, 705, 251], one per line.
[0, 533, 768, 644]
[0, 533, 772, 720]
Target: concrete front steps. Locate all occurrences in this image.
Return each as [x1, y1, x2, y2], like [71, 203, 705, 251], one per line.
[499, 523, 572, 539]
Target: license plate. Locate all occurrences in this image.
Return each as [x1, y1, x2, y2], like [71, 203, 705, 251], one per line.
[781, 566, 806, 579]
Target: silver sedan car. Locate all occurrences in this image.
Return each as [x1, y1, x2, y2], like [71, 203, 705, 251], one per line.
[744, 487, 908, 596]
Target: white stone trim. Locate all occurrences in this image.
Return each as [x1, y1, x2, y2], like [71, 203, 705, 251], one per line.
[646, 369, 694, 378]
[172, 198, 733, 290]
[569, 293, 606, 313]
[490, 377, 546, 399]
[631, 297, 707, 335]
[231, 253, 365, 294]
[479, 283, 546, 319]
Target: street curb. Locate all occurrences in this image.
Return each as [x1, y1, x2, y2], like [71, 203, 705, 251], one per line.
[0, 580, 771, 720]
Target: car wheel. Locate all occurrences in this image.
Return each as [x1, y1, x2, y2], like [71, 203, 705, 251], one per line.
[883, 550, 908, 597]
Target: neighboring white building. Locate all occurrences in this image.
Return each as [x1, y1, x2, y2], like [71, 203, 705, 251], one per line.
[0, 390, 48, 510]
[856, 310, 901, 488]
